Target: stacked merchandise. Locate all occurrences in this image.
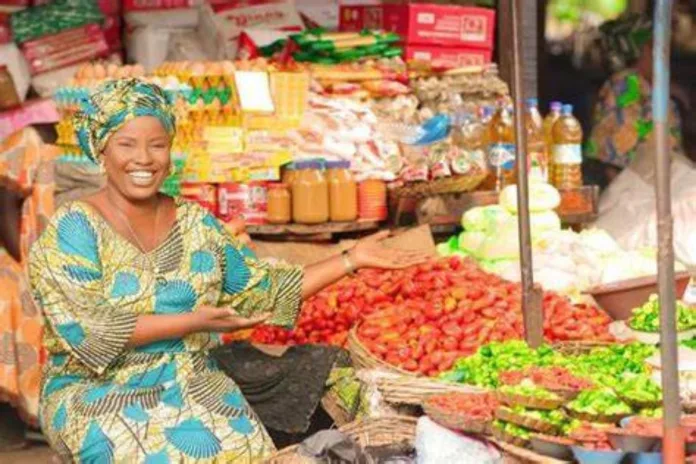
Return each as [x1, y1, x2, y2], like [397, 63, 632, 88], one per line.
[340, 1, 496, 68]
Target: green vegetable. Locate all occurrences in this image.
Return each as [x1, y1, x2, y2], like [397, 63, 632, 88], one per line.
[492, 419, 532, 439]
[507, 405, 568, 427]
[615, 374, 662, 403]
[499, 380, 561, 401]
[567, 389, 632, 416]
[628, 294, 696, 333]
[638, 407, 663, 418]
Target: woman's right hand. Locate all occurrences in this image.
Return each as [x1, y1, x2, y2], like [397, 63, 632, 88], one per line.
[194, 306, 270, 333]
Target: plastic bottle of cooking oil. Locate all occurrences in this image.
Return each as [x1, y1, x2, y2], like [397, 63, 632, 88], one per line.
[483, 103, 516, 191]
[551, 104, 583, 189]
[452, 112, 487, 175]
[525, 98, 548, 183]
[543, 101, 562, 181]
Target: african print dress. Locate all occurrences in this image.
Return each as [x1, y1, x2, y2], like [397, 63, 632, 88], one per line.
[28, 199, 303, 463]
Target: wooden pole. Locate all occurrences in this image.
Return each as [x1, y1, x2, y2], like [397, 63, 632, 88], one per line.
[510, 0, 543, 347]
[652, 0, 684, 462]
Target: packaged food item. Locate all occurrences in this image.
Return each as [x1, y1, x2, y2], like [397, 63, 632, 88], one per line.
[267, 183, 291, 224]
[281, 162, 297, 186]
[358, 179, 387, 221]
[326, 160, 357, 222]
[483, 103, 516, 191]
[525, 98, 548, 182]
[218, 182, 268, 225]
[551, 104, 583, 189]
[292, 160, 329, 224]
[180, 183, 217, 215]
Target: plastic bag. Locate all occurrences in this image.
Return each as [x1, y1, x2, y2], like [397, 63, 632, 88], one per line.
[415, 416, 502, 464]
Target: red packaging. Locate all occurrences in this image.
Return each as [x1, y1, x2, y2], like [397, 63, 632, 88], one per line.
[0, 13, 10, 44]
[122, 0, 194, 11]
[33, 0, 120, 14]
[21, 24, 104, 58]
[404, 44, 492, 67]
[0, 0, 29, 12]
[218, 183, 268, 225]
[338, 4, 383, 32]
[382, 4, 495, 49]
[181, 183, 218, 215]
[102, 15, 123, 51]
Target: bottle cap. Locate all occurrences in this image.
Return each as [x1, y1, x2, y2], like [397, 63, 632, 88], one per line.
[562, 104, 574, 115]
[550, 101, 562, 111]
[325, 160, 351, 169]
[525, 98, 538, 108]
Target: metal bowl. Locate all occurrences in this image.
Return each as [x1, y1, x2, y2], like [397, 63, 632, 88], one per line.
[530, 435, 574, 460]
[572, 446, 626, 464]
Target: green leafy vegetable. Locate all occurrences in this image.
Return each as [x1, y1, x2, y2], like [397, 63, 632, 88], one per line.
[567, 389, 632, 416]
[629, 294, 696, 333]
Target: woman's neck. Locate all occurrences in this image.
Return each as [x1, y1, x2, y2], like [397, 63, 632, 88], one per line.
[104, 186, 160, 218]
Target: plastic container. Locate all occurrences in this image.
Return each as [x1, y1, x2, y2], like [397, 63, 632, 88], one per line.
[525, 98, 548, 183]
[267, 183, 291, 224]
[584, 271, 690, 321]
[571, 446, 626, 464]
[358, 179, 387, 221]
[292, 161, 329, 224]
[482, 103, 516, 191]
[530, 435, 574, 460]
[544, 101, 562, 179]
[551, 104, 583, 189]
[281, 163, 297, 186]
[326, 160, 357, 222]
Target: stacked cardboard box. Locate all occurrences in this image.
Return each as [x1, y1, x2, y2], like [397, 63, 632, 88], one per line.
[339, 0, 496, 67]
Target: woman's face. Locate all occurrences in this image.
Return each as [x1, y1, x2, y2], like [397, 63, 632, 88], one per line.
[102, 116, 171, 202]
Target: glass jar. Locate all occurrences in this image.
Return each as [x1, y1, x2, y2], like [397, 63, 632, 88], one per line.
[326, 160, 357, 222]
[267, 183, 291, 224]
[281, 162, 297, 186]
[292, 161, 329, 224]
[358, 179, 387, 221]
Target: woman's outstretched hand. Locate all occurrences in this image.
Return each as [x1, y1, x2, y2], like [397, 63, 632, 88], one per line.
[195, 306, 270, 333]
[349, 230, 432, 270]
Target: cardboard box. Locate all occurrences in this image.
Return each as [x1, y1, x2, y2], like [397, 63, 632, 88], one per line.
[122, 0, 197, 11]
[21, 25, 110, 75]
[404, 44, 492, 66]
[383, 4, 495, 49]
[0, 13, 10, 44]
[102, 15, 123, 51]
[338, 4, 383, 32]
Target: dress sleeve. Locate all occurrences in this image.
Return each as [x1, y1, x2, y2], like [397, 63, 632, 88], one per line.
[208, 214, 303, 328]
[28, 206, 137, 375]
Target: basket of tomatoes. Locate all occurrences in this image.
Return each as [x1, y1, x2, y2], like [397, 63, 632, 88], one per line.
[422, 392, 498, 434]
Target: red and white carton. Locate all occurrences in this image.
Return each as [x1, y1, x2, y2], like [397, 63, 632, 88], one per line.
[122, 0, 196, 11]
[382, 4, 496, 49]
[102, 15, 123, 51]
[0, 13, 11, 44]
[22, 25, 110, 75]
[218, 182, 268, 226]
[404, 44, 492, 67]
[0, 0, 29, 13]
[181, 183, 218, 215]
[33, 0, 121, 14]
[338, 1, 382, 32]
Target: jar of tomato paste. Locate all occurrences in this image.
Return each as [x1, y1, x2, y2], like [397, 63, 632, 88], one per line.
[267, 183, 291, 224]
[358, 179, 387, 221]
[326, 160, 357, 222]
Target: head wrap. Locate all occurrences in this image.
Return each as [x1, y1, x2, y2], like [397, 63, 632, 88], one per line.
[75, 78, 176, 162]
[599, 14, 653, 72]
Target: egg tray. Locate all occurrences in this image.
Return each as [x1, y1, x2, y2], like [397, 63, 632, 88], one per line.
[495, 407, 562, 435]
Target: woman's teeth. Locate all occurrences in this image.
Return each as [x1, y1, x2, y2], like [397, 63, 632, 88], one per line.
[128, 171, 155, 186]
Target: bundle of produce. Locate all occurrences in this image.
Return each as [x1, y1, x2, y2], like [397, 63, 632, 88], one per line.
[627, 294, 696, 344]
[438, 182, 686, 296]
[290, 30, 402, 64]
[497, 381, 565, 410]
[249, 257, 615, 368]
[565, 389, 633, 423]
[499, 366, 594, 400]
[422, 392, 498, 434]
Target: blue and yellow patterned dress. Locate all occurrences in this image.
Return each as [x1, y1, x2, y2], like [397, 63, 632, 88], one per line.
[28, 199, 303, 463]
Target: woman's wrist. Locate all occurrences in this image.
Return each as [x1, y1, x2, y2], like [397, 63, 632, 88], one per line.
[188, 311, 207, 334]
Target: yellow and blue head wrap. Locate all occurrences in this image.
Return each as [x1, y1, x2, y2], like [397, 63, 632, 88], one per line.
[75, 78, 176, 163]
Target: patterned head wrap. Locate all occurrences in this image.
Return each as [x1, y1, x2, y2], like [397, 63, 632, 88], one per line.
[599, 14, 653, 72]
[75, 78, 176, 162]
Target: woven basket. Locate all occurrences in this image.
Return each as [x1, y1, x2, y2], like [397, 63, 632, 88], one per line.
[547, 387, 581, 402]
[320, 390, 354, 427]
[565, 409, 630, 424]
[390, 171, 487, 200]
[422, 398, 491, 435]
[683, 401, 696, 414]
[492, 426, 530, 449]
[617, 394, 662, 410]
[348, 329, 485, 405]
[495, 408, 561, 435]
[266, 416, 417, 464]
[496, 392, 565, 411]
[552, 341, 617, 356]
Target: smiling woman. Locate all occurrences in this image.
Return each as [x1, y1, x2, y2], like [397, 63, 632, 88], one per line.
[28, 78, 430, 463]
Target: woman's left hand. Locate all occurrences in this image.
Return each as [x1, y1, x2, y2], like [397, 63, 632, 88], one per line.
[349, 230, 432, 270]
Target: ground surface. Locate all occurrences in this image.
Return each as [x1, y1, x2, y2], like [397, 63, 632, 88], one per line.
[0, 444, 56, 463]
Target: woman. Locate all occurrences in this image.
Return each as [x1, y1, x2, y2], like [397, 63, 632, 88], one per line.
[585, 14, 687, 185]
[28, 79, 429, 463]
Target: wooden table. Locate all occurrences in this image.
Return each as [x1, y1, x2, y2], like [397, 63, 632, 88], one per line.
[248, 220, 381, 241]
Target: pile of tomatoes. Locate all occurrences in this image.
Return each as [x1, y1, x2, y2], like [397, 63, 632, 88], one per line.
[426, 392, 499, 420]
[248, 257, 614, 371]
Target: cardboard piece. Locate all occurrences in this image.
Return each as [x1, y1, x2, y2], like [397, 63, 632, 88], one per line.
[382, 224, 436, 256]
